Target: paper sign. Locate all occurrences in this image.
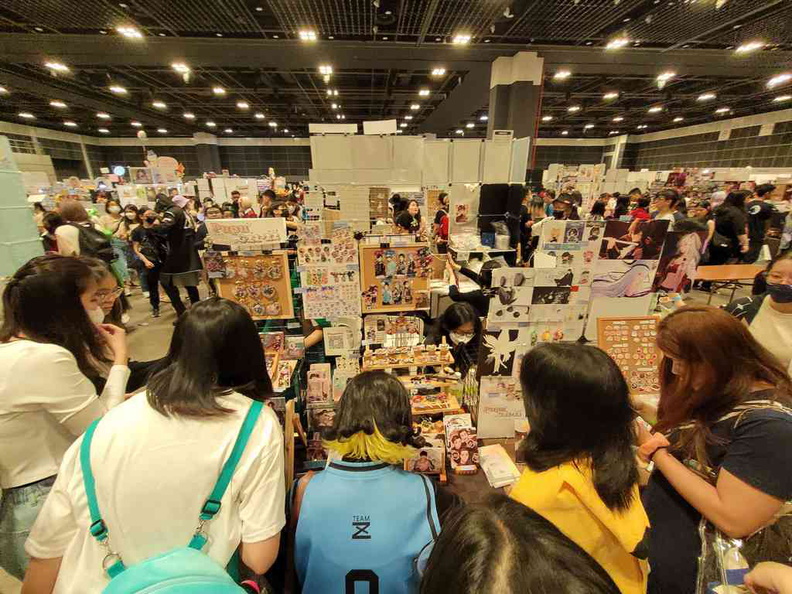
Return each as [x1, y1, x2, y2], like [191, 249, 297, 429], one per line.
[205, 218, 287, 251]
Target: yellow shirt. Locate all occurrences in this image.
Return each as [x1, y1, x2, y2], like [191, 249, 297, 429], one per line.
[510, 461, 649, 594]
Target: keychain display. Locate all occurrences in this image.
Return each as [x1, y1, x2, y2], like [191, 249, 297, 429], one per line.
[597, 317, 661, 396]
[214, 252, 294, 320]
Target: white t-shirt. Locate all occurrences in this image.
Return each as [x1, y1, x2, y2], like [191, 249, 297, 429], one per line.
[55, 224, 81, 255]
[26, 391, 285, 593]
[0, 340, 129, 488]
[749, 298, 792, 368]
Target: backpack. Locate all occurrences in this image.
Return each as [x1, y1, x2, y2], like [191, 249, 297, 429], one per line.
[81, 400, 264, 593]
[72, 223, 116, 263]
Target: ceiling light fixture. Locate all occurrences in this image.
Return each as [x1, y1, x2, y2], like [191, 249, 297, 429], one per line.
[206, 121, 217, 127]
[326, 89, 339, 96]
[455, 129, 464, 134]
[44, 61, 69, 72]
[331, 103, 338, 109]
[609, 130, 620, 135]
[767, 73, 791, 88]
[605, 37, 629, 50]
[268, 121, 277, 127]
[636, 124, 648, 129]
[612, 116, 624, 122]
[656, 71, 675, 89]
[418, 89, 430, 96]
[224, 128, 233, 133]
[603, 91, 619, 100]
[255, 112, 265, 119]
[735, 40, 764, 54]
[410, 103, 420, 110]
[97, 112, 111, 119]
[553, 69, 572, 80]
[466, 122, 474, 128]
[63, 121, 77, 127]
[283, 128, 289, 133]
[157, 128, 168, 134]
[431, 67, 446, 76]
[452, 33, 471, 44]
[400, 122, 407, 127]
[18, 112, 35, 119]
[480, 114, 488, 121]
[567, 105, 581, 112]
[236, 101, 249, 109]
[49, 100, 67, 108]
[298, 29, 317, 42]
[773, 95, 792, 102]
[171, 62, 191, 74]
[130, 121, 142, 127]
[152, 100, 167, 109]
[318, 64, 333, 75]
[697, 92, 716, 101]
[584, 123, 595, 129]
[715, 107, 731, 114]
[673, 116, 685, 122]
[561, 130, 569, 135]
[0, 87, 8, 94]
[542, 115, 553, 121]
[109, 85, 127, 95]
[648, 105, 663, 113]
[98, 128, 110, 134]
[405, 115, 413, 120]
[183, 112, 195, 120]
[212, 86, 226, 96]
[116, 25, 143, 39]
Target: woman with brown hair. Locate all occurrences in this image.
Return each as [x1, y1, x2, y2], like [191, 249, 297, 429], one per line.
[638, 305, 792, 594]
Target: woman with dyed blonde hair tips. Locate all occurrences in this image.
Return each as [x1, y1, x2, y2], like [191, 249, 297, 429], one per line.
[292, 370, 458, 594]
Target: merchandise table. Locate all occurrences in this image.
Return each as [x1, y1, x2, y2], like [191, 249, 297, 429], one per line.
[444, 438, 524, 502]
[695, 264, 764, 304]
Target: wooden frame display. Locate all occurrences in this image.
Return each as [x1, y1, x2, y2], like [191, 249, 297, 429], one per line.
[359, 243, 432, 313]
[597, 316, 660, 397]
[213, 251, 295, 320]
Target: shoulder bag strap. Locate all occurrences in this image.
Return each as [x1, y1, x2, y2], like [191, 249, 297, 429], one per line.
[189, 400, 264, 550]
[81, 419, 127, 577]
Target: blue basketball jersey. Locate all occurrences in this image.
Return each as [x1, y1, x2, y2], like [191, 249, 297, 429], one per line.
[295, 461, 440, 594]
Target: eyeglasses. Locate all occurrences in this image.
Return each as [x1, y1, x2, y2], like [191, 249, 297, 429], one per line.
[96, 287, 123, 302]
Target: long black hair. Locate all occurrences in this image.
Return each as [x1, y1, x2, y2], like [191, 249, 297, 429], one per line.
[147, 297, 272, 417]
[613, 196, 630, 218]
[518, 343, 638, 511]
[721, 189, 751, 210]
[0, 254, 109, 377]
[324, 370, 424, 449]
[435, 302, 481, 340]
[420, 494, 621, 594]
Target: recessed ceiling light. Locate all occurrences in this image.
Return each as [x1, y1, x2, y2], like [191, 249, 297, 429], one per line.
[44, 61, 69, 72]
[715, 107, 731, 114]
[673, 116, 685, 122]
[648, 105, 664, 113]
[484, 39, 490, 43]
[553, 70, 572, 80]
[49, 100, 67, 108]
[734, 41, 767, 56]
[116, 26, 143, 39]
[224, 128, 233, 133]
[396, 129, 403, 134]
[63, 121, 77, 127]
[236, 101, 250, 109]
[382, 37, 388, 40]
[636, 124, 648, 129]
[99, 30, 107, 34]
[542, 115, 553, 121]
[109, 85, 127, 95]
[212, 86, 226, 96]
[385, 10, 392, 14]
[256, 6, 263, 11]
[183, 112, 195, 120]
[118, 3, 128, 7]
[157, 128, 168, 134]
[773, 95, 792, 102]
[480, 114, 488, 121]
[431, 67, 446, 76]
[273, 35, 279, 38]
[130, 121, 142, 127]
[455, 129, 464, 134]
[331, 103, 338, 109]
[152, 100, 167, 109]
[318, 64, 333, 75]
[609, 130, 620, 135]
[585, 41, 593, 46]
[584, 123, 595, 129]
[436, 37, 442, 42]
[697, 93, 716, 101]
[298, 29, 317, 42]
[418, 89, 430, 97]
[567, 105, 581, 112]
[206, 121, 216, 127]
[623, 17, 631, 22]
[767, 73, 791, 88]
[98, 128, 110, 133]
[284, 128, 289, 133]
[561, 130, 569, 135]
[605, 37, 629, 50]
[452, 33, 471, 44]
[405, 115, 413, 120]
[326, 89, 339, 96]
[0, 86, 8, 94]
[656, 71, 675, 88]
[97, 112, 111, 119]
[34, 27, 44, 32]
[603, 91, 619, 100]
[400, 122, 407, 127]
[216, 33, 223, 37]
[612, 116, 624, 122]
[171, 62, 190, 74]
[255, 112, 265, 119]
[18, 112, 35, 119]
[268, 121, 277, 127]
[328, 35, 334, 39]
[466, 122, 474, 128]
[410, 103, 420, 110]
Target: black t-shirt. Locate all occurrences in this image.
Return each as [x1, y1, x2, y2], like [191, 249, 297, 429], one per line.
[714, 205, 747, 246]
[644, 393, 792, 594]
[433, 208, 447, 226]
[396, 210, 421, 232]
[746, 199, 775, 243]
[131, 226, 165, 263]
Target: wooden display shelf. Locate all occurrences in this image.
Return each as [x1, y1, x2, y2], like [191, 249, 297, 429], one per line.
[362, 351, 454, 371]
[410, 393, 462, 417]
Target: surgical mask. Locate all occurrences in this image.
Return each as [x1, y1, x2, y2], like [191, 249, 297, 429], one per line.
[108, 206, 121, 214]
[86, 306, 105, 325]
[767, 283, 792, 304]
[125, 212, 137, 220]
[449, 332, 473, 345]
[552, 209, 565, 219]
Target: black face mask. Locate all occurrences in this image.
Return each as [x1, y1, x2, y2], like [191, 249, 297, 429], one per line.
[145, 216, 157, 224]
[553, 209, 566, 219]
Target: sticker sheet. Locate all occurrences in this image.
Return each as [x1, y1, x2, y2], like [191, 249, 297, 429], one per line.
[306, 363, 333, 408]
[359, 243, 432, 313]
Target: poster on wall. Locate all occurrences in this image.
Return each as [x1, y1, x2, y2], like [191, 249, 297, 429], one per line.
[359, 243, 432, 313]
[449, 184, 480, 233]
[205, 218, 287, 251]
[130, 167, 154, 185]
[598, 220, 669, 261]
[369, 186, 390, 220]
[652, 230, 708, 293]
[212, 252, 294, 320]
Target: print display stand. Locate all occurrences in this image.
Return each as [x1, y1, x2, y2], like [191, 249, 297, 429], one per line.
[359, 242, 433, 313]
[596, 316, 661, 399]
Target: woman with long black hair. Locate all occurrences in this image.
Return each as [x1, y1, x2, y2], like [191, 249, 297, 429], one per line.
[510, 342, 649, 594]
[0, 255, 129, 579]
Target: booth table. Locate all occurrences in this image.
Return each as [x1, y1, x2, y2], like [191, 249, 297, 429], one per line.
[445, 438, 524, 502]
[695, 264, 764, 304]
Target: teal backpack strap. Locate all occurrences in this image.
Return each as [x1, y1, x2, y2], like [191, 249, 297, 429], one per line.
[189, 400, 264, 550]
[81, 419, 127, 577]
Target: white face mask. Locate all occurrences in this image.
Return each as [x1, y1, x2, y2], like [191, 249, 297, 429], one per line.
[86, 306, 106, 325]
[108, 206, 121, 214]
[125, 212, 137, 220]
[449, 331, 473, 345]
